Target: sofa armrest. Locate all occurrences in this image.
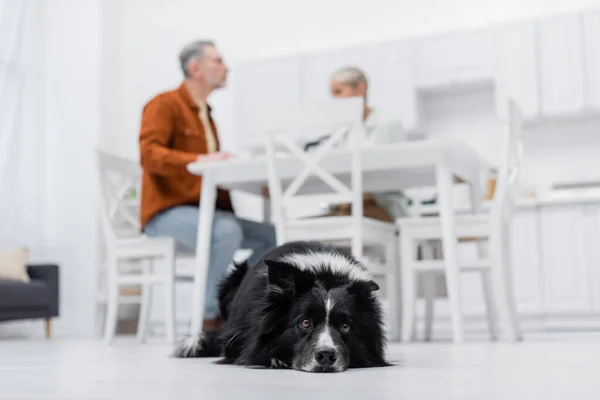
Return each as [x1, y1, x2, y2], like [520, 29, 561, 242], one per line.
[27, 264, 60, 317]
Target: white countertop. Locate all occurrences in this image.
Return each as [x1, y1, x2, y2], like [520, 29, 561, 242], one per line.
[515, 193, 600, 208]
[414, 192, 600, 215]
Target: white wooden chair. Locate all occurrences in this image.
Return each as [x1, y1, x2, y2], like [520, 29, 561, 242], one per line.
[96, 149, 177, 344]
[260, 97, 400, 340]
[396, 98, 524, 343]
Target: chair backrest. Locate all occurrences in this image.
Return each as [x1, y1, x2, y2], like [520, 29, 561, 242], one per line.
[260, 97, 366, 258]
[491, 98, 524, 225]
[96, 149, 142, 247]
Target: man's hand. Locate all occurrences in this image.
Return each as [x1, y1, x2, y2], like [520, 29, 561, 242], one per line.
[197, 152, 233, 162]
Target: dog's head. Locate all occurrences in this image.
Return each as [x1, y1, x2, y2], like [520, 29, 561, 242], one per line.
[259, 252, 389, 373]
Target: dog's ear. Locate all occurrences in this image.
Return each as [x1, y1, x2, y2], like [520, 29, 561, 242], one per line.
[347, 279, 379, 299]
[264, 260, 314, 300]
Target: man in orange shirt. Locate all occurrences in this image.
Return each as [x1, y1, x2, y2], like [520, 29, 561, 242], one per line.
[139, 40, 276, 331]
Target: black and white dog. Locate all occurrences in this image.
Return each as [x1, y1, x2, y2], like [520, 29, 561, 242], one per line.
[173, 241, 390, 373]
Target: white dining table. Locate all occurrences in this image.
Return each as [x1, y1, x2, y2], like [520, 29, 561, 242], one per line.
[186, 138, 492, 341]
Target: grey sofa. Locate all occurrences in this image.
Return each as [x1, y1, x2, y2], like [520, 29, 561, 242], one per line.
[0, 264, 60, 338]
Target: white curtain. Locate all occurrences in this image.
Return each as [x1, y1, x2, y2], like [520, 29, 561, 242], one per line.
[0, 0, 42, 248]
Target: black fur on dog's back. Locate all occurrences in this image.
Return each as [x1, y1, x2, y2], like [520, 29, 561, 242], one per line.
[218, 260, 250, 321]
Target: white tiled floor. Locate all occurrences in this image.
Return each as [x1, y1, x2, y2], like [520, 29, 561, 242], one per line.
[1, 333, 600, 399]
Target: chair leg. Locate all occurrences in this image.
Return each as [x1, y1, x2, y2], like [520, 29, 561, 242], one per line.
[419, 242, 437, 341]
[385, 239, 400, 342]
[472, 236, 498, 340]
[436, 164, 465, 344]
[481, 271, 499, 341]
[400, 232, 416, 342]
[164, 250, 176, 345]
[103, 284, 119, 344]
[45, 318, 52, 339]
[137, 260, 153, 344]
[103, 259, 119, 344]
[423, 272, 436, 342]
[504, 229, 522, 341]
[491, 232, 521, 342]
[95, 259, 109, 337]
[95, 302, 107, 338]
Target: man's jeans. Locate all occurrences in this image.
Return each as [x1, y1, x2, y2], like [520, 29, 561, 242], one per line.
[143, 205, 276, 319]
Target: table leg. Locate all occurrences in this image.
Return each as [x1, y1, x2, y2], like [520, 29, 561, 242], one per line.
[190, 171, 217, 335]
[436, 164, 464, 344]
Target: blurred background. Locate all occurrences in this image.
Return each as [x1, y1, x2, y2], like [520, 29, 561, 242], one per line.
[3, 0, 600, 340]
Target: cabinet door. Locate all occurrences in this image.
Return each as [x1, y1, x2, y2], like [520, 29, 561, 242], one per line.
[510, 208, 543, 314]
[495, 21, 539, 119]
[583, 10, 600, 110]
[412, 28, 495, 89]
[233, 57, 302, 148]
[540, 206, 592, 313]
[379, 41, 418, 131]
[536, 14, 586, 116]
[582, 205, 600, 310]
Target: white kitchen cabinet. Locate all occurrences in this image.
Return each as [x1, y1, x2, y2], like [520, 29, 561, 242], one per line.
[454, 208, 543, 317]
[536, 13, 586, 116]
[298, 45, 382, 103]
[379, 41, 418, 131]
[583, 10, 600, 110]
[582, 205, 600, 310]
[412, 28, 495, 90]
[494, 21, 540, 119]
[539, 205, 592, 313]
[233, 57, 302, 148]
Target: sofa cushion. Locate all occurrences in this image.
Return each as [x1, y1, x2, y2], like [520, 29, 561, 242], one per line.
[0, 279, 49, 310]
[0, 248, 30, 282]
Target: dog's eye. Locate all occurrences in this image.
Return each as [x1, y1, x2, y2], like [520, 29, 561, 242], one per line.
[300, 319, 313, 329]
[340, 324, 351, 334]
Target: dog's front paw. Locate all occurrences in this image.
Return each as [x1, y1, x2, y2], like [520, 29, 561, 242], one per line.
[269, 358, 290, 369]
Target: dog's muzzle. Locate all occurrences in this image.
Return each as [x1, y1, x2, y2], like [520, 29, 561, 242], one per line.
[313, 347, 343, 373]
[295, 345, 348, 373]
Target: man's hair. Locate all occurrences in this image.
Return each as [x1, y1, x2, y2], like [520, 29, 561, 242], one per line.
[330, 66, 368, 89]
[179, 40, 215, 78]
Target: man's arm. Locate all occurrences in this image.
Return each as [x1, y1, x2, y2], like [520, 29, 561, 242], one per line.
[139, 95, 198, 176]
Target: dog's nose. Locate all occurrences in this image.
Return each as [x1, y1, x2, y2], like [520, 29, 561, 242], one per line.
[315, 349, 337, 366]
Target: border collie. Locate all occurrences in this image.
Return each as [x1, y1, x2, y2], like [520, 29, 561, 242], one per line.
[173, 241, 390, 373]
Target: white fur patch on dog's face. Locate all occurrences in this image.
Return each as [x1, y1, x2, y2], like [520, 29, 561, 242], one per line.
[317, 296, 336, 350]
[278, 251, 373, 282]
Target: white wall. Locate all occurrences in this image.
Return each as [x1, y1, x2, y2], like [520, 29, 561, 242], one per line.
[38, 0, 101, 337]
[0, 0, 44, 249]
[0, 0, 46, 338]
[1, 0, 101, 339]
[101, 0, 600, 159]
